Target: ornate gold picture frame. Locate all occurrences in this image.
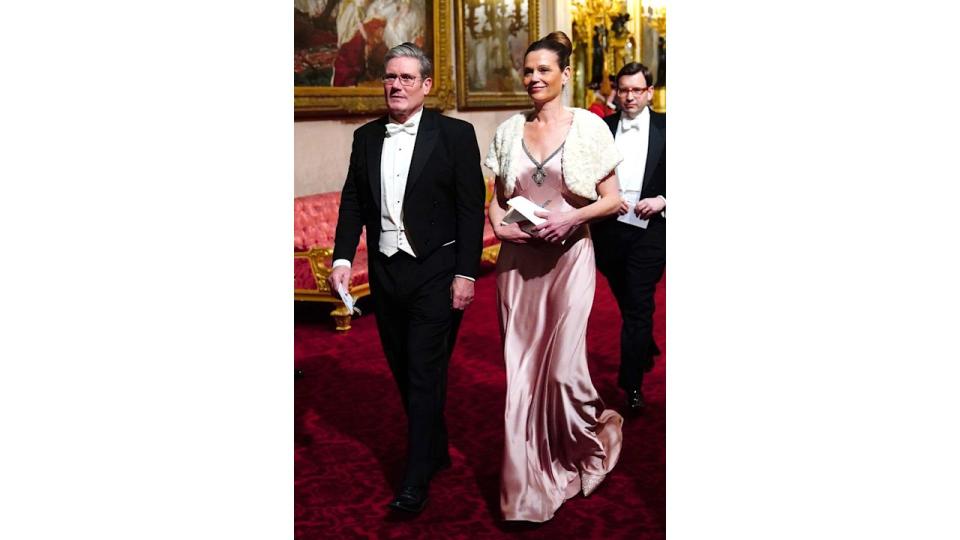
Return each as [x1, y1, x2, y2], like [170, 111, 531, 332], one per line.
[294, 0, 455, 117]
[454, 0, 539, 109]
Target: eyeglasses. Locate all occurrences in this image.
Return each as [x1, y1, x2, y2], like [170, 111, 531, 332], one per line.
[617, 87, 651, 96]
[382, 74, 422, 87]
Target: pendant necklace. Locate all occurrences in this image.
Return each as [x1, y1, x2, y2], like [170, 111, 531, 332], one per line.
[521, 140, 564, 186]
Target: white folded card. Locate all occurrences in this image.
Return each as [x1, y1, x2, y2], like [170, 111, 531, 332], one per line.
[617, 190, 649, 229]
[502, 196, 548, 235]
[336, 284, 360, 315]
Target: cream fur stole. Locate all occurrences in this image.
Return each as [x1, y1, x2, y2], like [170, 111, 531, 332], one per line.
[483, 107, 623, 201]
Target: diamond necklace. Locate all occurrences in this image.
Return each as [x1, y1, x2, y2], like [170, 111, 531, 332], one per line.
[521, 139, 565, 186]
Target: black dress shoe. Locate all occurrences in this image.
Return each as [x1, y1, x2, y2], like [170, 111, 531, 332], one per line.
[387, 485, 429, 513]
[626, 388, 646, 411]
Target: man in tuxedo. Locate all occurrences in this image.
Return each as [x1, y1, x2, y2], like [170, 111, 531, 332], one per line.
[327, 43, 486, 513]
[591, 62, 666, 413]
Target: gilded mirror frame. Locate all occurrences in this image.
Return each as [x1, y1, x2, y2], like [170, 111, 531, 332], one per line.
[454, 0, 540, 109]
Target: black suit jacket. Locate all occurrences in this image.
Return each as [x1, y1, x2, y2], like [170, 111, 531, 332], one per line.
[603, 109, 666, 204]
[332, 108, 486, 279]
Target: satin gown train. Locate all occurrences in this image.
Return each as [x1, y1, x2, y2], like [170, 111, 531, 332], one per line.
[497, 152, 624, 523]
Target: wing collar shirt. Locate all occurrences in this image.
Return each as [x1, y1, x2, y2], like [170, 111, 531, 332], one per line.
[614, 107, 650, 193]
[331, 108, 474, 281]
[378, 106, 422, 258]
[332, 108, 422, 273]
[613, 107, 666, 215]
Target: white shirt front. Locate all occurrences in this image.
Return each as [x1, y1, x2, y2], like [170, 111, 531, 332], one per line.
[378, 107, 422, 257]
[332, 107, 475, 282]
[333, 108, 421, 273]
[614, 107, 651, 193]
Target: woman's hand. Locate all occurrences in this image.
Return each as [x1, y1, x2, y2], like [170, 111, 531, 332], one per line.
[495, 222, 534, 244]
[617, 198, 631, 215]
[532, 209, 583, 244]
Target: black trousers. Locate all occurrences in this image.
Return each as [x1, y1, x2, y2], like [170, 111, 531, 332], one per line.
[369, 245, 462, 488]
[593, 219, 665, 391]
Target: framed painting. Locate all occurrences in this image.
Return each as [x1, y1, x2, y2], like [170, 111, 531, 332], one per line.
[454, 0, 539, 109]
[294, 0, 455, 117]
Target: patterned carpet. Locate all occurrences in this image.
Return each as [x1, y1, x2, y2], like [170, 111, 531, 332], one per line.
[295, 269, 665, 539]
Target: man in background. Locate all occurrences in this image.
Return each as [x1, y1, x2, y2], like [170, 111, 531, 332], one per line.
[592, 62, 665, 412]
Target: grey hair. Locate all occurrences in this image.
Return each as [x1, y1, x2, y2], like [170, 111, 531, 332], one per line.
[384, 42, 433, 79]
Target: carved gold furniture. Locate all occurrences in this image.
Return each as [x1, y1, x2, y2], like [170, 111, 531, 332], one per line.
[294, 192, 370, 331]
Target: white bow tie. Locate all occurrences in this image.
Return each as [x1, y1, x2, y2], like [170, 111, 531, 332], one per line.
[385, 121, 417, 137]
[621, 117, 642, 132]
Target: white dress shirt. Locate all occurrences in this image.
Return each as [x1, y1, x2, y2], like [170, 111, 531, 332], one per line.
[614, 107, 650, 193]
[613, 107, 666, 214]
[332, 108, 421, 273]
[378, 107, 421, 257]
[332, 108, 475, 282]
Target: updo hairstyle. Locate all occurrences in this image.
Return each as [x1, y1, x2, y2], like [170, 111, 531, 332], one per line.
[524, 31, 573, 70]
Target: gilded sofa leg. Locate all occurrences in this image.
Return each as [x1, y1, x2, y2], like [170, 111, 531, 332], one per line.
[330, 303, 353, 332]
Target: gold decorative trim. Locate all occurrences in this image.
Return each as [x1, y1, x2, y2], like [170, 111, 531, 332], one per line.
[295, 246, 372, 332]
[454, 0, 540, 110]
[295, 0, 455, 117]
[652, 87, 666, 113]
[330, 304, 355, 331]
[481, 243, 501, 266]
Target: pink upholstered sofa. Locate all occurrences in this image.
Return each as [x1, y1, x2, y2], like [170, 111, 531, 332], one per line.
[295, 180, 501, 331]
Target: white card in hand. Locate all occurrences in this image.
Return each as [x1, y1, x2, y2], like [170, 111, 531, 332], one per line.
[337, 284, 355, 314]
[503, 196, 550, 235]
[617, 190, 649, 229]
[505, 196, 548, 225]
[501, 208, 538, 235]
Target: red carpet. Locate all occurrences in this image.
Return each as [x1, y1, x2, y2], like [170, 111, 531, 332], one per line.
[295, 270, 665, 539]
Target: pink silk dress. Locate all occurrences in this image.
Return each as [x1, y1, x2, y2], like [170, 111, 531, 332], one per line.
[497, 151, 624, 522]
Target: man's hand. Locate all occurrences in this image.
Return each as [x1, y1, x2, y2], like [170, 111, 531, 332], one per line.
[450, 276, 475, 310]
[327, 266, 352, 294]
[635, 197, 666, 219]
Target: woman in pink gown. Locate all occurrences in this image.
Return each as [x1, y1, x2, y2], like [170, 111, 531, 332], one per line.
[484, 31, 627, 523]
